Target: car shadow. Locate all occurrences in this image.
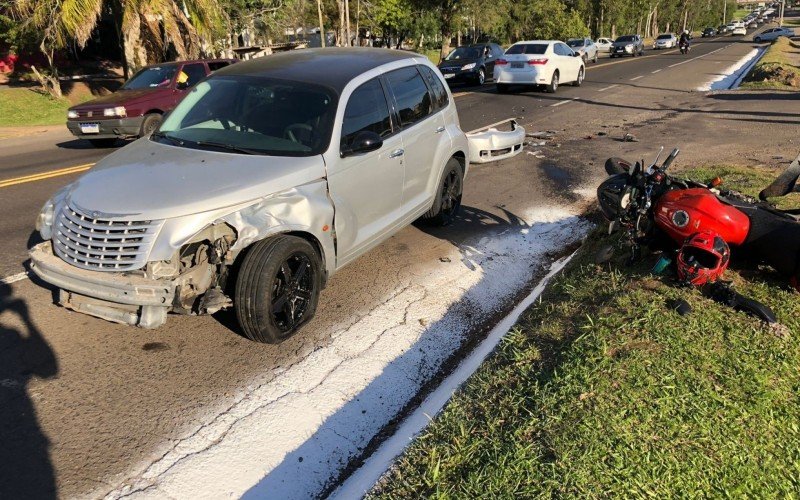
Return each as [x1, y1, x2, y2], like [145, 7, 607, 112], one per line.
[55, 138, 123, 150]
[0, 282, 59, 498]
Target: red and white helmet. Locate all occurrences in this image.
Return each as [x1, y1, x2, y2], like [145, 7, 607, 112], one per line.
[677, 230, 731, 286]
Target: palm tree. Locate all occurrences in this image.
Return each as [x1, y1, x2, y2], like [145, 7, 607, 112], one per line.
[13, 0, 222, 93]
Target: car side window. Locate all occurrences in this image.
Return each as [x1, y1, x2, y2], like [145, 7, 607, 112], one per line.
[385, 66, 432, 128]
[341, 78, 392, 147]
[207, 61, 230, 72]
[180, 63, 207, 88]
[418, 65, 449, 111]
[493, 44, 504, 57]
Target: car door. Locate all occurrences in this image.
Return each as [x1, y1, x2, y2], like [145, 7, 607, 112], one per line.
[329, 77, 404, 264]
[556, 43, 580, 81]
[384, 65, 447, 216]
[483, 45, 496, 75]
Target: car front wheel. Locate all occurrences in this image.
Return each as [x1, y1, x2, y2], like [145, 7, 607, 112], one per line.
[754, 36, 762, 42]
[422, 158, 463, 226]
[235, 235, 323, 343]
[573, 67, 584, 87]
[139, 113, 162, 137]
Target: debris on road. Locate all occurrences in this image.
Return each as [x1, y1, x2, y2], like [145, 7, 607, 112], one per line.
[623, 133, 639, 142]
[467, 119, 526, 163]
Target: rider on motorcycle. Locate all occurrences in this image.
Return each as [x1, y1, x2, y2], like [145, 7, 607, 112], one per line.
[679, 30, 691, 47]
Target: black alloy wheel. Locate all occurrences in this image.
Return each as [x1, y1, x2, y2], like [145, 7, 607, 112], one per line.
[270, 253, 314, 333]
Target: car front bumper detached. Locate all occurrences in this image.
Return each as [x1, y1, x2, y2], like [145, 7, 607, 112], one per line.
[30, 241, 173, 328]
[466, 119, 526, 164]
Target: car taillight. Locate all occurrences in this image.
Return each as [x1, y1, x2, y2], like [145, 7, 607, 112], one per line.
[527, 58, 548, 65]
[496, 59, 508, 65]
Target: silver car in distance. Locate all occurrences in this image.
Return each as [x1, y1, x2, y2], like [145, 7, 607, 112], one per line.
[30, 48, 470, 343]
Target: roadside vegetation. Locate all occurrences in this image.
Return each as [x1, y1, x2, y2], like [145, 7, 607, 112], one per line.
[742, 37, 800, 89]
[0, 87, 70, 127]
[370, 165, 800, 497]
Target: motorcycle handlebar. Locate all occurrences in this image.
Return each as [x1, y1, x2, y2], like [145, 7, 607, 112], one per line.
[661, 148, 680, 170]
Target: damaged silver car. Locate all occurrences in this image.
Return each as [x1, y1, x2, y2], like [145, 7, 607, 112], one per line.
[30, 48, 470, 343]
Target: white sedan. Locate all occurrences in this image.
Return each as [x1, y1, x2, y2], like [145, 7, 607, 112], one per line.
[732, 26, 747, 36]
[596, 37, 613, 53]
[494, 40, 585, 94]
[754, 27, 795, 42]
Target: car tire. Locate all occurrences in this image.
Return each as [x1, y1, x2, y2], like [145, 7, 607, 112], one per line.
[582, 53, 588, 63]
[422, 158, 463, 226]
[235, 235, 323, 344]
[754, 36, 762, 42]
[573, 67, 585, 87]
[545, 71, 559, 93]
[496, 83, 509, 94]
[593, 52, 598, 63]
[139, 113, 162, 137]
[475, 68, 486, 86]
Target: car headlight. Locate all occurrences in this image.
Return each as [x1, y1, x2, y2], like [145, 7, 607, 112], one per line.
[626, 44, 634, 49]
[67, 110, 79, 119]
[36, 199, 56, 240]
[461, 62, 476, 70]
[103, 106, 127, 117]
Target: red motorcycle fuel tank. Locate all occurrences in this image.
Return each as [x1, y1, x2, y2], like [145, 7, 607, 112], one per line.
[654, 188, 750, 245]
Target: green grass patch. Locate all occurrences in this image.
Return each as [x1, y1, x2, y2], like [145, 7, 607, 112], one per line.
[0, 87, 70, 127]
[417, 48, 442, 64]
[370, 166, 800, 498]
[741, 37, 800, 90]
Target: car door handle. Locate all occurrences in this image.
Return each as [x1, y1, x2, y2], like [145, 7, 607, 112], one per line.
[389, 148, 405, 158]
[435, 126, 445, 133]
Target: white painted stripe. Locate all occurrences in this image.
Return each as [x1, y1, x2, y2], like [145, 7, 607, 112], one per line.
[651, 69, 662, 74]
[1, 271, 29, 284]
[598, 84, 619, 92]
[630, 75, 644, 81]
[550, 97, 578, 107]
[668, 45, 729, 68]
[466, 117, 519, 134]
[330, 251, 578, 500]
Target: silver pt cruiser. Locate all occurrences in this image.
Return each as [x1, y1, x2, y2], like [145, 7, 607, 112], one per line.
[30, 48, 470, 343]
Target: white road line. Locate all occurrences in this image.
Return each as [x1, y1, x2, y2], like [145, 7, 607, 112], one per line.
[630, 75, 644, 81]
[652, 69, 662, 74]
[668, 45, 729, 68]
[598, 84, 619, 92]
[466, 117, 519, 134]
[550, 97, 578, 107]
[1, 271, 29, 285]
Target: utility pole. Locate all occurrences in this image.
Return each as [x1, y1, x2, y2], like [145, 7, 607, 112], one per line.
[779, 0, 785, 26]
[723, 0, 727, 24]
[317, 0, 326, 47]
[345, 0, 351, 46]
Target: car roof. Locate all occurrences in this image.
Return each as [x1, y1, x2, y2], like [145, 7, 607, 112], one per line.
[512, 40, 560, 45]
[215, 48, 418, 94]
[142, 59, 234, 69]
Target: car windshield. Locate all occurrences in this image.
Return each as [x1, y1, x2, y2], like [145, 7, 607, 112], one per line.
[657, 34, 672, 39]
[123, 65, 178, 89]
[505, 43, 548, 55]
[444, 46, 482, 60]
[615, 36, 636, 42]
[566, 39, 584, 47]
[155, 76, 337, 157]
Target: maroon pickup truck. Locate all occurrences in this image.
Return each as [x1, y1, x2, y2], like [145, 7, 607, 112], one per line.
[66, 58, 236, 147]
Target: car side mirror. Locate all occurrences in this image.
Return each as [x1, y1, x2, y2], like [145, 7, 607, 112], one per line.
[340, 131, 383, 157]
[176, 81, 190, 91]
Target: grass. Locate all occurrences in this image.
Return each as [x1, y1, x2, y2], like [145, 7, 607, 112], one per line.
[741, 37, 800, 90]
[370, 165, 800, 498]
[0, 87, 70, 127]
[417, 48, 443, 64]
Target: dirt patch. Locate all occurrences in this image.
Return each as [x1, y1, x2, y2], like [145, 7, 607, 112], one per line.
[743, 38, 800, 89]
[61, 79, 124, 105]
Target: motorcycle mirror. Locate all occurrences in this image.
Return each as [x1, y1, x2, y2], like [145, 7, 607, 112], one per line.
[650, 146, 665, 171]
[661, 147, 680, 170]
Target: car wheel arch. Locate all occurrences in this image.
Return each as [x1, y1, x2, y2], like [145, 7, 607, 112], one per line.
[234, 230, 329, 288]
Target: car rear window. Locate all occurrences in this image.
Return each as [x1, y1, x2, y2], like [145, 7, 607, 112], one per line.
[505, 43, 548, 55]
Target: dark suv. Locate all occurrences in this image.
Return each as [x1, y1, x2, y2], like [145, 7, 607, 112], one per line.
[610, 34, 644, 57]
[437, 43, 505, 86]
[66, 58, 236, 147]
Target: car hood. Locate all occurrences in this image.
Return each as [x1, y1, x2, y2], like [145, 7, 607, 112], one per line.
[70, 89, 163, 110]
[439, 57, 480, 68]
[64, 138, 327, 221]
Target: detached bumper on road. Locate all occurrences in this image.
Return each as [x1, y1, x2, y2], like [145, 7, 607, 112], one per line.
[66, 116, 144, 140]
[29, 241, 172, 328]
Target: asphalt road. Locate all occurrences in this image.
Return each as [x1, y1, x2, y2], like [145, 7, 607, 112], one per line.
[1, 28, 791, 498]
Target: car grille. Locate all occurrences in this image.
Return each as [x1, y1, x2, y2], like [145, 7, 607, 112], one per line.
[53, 204, 162, 271]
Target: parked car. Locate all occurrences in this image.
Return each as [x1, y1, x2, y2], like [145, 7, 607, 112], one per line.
[718, 24, 730, 34]
[732, 25, 747, 36]
[566, 37, 599, 63]
[754, 26, 795, 42]
[494, 40, 586, 93]
[66, 59, 236, 147]
[438, 43, 505, 85]
[701, 27, 717, 37]
[31, 48, 470, 343]
[595, 37, 614, 52]
[653, 33, 677, 49]
[610, 34, 644, 57]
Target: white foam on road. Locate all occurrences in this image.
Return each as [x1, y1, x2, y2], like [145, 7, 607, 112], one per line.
[97, 205, 592, 500]
[1, 271, 29, 285]
[696, 48, 763, 91]
[330, 251, 577, 500]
